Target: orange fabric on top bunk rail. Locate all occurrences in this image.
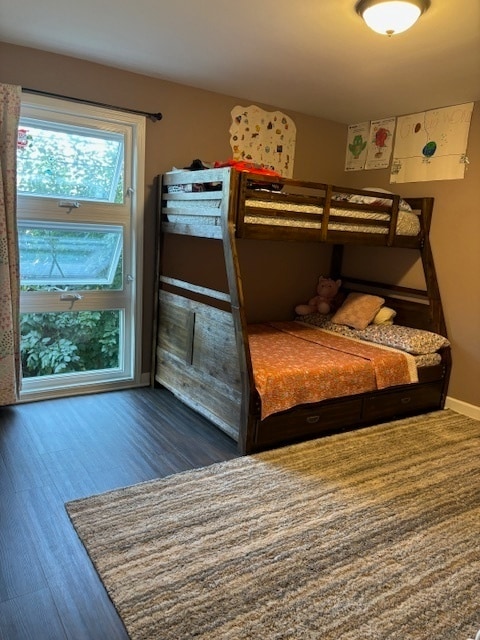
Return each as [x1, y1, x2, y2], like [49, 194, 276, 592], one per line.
[248, 321, 418, 420]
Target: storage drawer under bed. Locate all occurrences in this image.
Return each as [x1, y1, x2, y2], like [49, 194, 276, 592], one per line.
[362, 381, 444, 421]
[254, 397, 363, 447]
[253, 381, 444, 450]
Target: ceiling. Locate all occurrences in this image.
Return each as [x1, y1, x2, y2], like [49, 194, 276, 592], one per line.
[1, 0, 479, 124]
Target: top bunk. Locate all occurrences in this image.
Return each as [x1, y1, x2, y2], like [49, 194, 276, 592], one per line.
[160, 167, 433, 249]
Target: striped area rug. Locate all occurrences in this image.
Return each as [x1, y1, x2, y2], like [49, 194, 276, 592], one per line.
[66, 410, 480, 640]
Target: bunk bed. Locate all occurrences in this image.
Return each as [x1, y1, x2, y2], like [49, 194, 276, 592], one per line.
[154, 167, 451, 454]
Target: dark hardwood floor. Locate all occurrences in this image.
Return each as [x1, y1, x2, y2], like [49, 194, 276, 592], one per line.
[0, 386, 239, 639]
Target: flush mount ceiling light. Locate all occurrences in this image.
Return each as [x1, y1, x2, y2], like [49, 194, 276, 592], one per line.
[356, 0, 430, 36]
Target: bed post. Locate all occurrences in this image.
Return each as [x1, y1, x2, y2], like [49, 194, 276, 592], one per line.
[330, 244, 344, 280]
[220, 170, 255, 454]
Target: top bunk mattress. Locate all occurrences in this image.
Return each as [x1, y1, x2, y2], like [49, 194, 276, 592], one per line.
[244, 199, 420, 236]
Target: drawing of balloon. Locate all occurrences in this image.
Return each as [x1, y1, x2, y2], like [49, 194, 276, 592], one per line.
[422, 141, 437, 158]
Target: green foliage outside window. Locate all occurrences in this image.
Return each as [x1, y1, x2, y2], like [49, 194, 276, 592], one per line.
[20, 311, 120, 377]
[17, 124, 124, 202]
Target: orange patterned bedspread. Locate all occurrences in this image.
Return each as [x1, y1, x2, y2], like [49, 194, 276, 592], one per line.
[248, 321, 418, 419]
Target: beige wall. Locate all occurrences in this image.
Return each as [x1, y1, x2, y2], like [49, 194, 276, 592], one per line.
[1, 41, 478, 409]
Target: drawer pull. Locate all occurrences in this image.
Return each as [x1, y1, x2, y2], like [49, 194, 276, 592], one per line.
[401, 397, 412, 404]
[306, 415, 320, 424]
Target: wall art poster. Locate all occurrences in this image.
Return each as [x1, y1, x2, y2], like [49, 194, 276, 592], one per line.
[365, 117, 396, 170]
[345, 122, 369, 171]
[229, 105, 296, 178]
[390, 103, 474, 183]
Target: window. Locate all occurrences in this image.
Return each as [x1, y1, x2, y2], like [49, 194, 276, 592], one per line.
[17, 94, 145, 400]
[18, 221, 123, 287]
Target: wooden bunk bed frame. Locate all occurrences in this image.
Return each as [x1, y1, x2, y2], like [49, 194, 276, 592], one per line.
[154, 167, 451, 454]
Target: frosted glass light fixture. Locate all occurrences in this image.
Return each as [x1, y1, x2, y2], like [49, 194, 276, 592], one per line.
[356, 0, 430, 36]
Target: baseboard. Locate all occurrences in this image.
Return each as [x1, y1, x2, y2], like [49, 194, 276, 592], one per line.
[445, 396, 480, 421]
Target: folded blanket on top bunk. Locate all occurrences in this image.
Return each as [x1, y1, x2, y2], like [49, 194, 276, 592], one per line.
[248, 322, 418, 419]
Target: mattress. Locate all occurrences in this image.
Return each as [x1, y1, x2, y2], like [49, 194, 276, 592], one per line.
[244, 199, 421, 236]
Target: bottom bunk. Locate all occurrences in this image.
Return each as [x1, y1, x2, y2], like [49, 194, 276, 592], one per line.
[155, 284, 451, 454]
[248, 320, 447, 450]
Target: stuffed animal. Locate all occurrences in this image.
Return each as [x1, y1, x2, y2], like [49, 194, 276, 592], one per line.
[295, 276, 342, 316]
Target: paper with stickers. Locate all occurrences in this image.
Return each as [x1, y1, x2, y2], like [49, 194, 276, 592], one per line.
[229, 105, 296, 178]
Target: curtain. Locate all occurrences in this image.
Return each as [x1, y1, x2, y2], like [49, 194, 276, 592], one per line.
[0, 83, 21, 405]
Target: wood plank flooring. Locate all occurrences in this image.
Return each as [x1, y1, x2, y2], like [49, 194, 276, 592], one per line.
[0, 386, 239, 639]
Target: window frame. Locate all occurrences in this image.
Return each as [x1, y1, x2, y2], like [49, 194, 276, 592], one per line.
[17, 93, 146, 400]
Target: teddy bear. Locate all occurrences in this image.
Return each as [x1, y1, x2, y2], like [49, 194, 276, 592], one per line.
[295, 276, 342, 316]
